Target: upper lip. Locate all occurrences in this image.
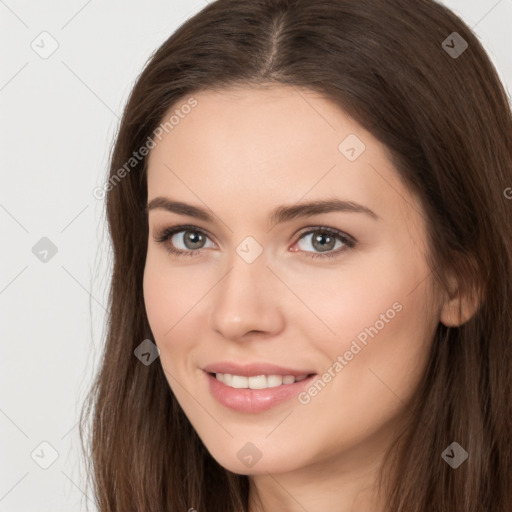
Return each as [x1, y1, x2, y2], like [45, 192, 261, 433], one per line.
[202, 361, 316, 377]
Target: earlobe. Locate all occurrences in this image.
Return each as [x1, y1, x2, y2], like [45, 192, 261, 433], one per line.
[439, 276, 481, 327]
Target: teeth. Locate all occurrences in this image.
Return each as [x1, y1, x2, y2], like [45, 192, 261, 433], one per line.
[232, 375, 248, 388]
[215, 373, 309, 389]
[267, 375, 283, 387]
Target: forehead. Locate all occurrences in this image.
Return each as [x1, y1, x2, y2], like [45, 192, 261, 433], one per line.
[149, 85, 366, 174]
[146, 85, 421, 228]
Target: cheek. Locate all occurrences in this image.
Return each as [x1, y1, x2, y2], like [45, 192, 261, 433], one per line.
[142, 252, 219, 395]
[319, 292, 434, 452]
[274, 247, 427, 349]
[142, 252, 208, 341]
[303, 261, 437, 431]
[143, 258, 173, 340]
[143, 258, 198, 396]
[286, 247, 437, 407]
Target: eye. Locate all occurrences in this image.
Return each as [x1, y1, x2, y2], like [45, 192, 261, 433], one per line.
[154, 225, 215, 257]
[153, 224, 356, 259]
[291, 227, 356, 259]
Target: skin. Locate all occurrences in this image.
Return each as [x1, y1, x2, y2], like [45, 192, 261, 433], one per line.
[143, 85, 474, 512]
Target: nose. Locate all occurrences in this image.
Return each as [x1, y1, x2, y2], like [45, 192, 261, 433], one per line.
[208, 250, 285, 341]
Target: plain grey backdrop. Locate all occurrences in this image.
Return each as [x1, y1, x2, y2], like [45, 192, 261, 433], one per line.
[1, 1, 511, 511]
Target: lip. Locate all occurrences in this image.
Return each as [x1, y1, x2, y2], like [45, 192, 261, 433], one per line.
[203, 368, 317, 413]
[202, 361, 315, 377]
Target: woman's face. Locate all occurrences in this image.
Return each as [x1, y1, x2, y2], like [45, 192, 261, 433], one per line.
[143, 85, 445, 478]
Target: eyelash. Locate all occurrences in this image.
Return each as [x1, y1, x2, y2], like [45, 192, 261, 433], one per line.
[154, 224, 356, 260]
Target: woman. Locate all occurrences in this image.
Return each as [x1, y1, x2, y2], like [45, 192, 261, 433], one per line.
[80, 0, 512, 510]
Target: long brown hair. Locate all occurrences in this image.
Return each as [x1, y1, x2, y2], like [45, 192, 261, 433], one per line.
[80, 0, 512, 510]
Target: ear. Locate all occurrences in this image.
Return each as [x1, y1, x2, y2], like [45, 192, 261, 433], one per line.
[439, 259, 482, 327]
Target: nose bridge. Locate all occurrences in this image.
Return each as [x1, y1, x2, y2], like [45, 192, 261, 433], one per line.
[221, 233, 269, 300]
[209, 239, 283, 339]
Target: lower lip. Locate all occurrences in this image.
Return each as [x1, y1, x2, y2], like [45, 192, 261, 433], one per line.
[205, 371, 317, 413]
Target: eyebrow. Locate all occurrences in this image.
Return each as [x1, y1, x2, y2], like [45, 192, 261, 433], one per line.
[146, 197, 380, 224]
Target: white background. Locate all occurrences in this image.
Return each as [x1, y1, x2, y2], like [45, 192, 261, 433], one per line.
[1, 1, 511, 510]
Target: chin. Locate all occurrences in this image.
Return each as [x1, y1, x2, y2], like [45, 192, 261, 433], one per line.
[206, 443, 301, 476]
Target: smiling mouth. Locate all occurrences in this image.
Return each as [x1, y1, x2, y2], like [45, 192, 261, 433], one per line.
[208, 372, 316, 390]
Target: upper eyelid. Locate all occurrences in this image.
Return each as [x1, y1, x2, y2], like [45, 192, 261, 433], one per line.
[153, 224, 214, 243]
